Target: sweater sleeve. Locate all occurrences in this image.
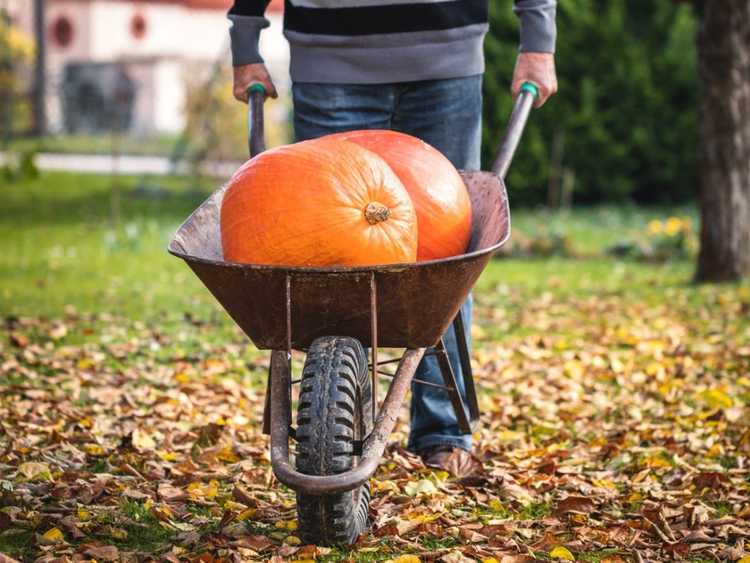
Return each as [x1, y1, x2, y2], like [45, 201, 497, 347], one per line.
[228, 1, 272, 66]
[513, 0, 557, 54]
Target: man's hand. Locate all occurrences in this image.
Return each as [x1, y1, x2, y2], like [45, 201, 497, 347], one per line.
[233, 63, 278, 103]
[511, 52, 557, 108]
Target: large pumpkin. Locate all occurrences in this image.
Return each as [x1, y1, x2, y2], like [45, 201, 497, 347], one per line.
[221, 139, 418, 267]
[328, 130, 472, 261]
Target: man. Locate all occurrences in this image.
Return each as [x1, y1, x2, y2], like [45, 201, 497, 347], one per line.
[228, 0, 557, 472]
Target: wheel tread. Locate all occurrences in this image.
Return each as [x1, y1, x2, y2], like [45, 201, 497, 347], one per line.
[295, 336, 373, 545]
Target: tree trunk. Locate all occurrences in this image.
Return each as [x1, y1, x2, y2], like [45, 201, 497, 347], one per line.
[694, 0, 750, 282]
[32, 0, 46, 136]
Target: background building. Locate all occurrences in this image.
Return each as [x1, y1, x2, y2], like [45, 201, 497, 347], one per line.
[3, 0, 288, 134]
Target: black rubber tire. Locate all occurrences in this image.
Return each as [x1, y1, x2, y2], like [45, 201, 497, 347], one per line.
[295, 336, 373, 546]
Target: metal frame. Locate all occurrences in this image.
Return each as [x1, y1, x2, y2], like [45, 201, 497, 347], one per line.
[219, 81, 534, 496]
[263, 272, 479, 495]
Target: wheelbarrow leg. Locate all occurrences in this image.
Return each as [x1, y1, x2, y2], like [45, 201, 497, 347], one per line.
[262, 364, 272, 435]
[434, 339, 473, 434]
[452, 310, 480, 427]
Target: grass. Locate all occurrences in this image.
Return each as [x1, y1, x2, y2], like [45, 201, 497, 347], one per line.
[2, 171, 748, 561]
[117, 500, 177, 552]
[509, 203, 697, 256]
[0, 531, 34, 559]
[6, 133, 181, 158]
[516, 500, 554, 520]
[1, 171, 216, 318]
[1, 170, 703, 324]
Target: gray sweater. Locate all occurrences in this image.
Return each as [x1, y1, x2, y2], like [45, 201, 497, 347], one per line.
[229, 0, 556, 84]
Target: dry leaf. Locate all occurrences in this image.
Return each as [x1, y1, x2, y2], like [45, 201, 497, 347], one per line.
[132, 428, 157, 451]
[38, 527, 64, 545]
[83, 545, 120, 561]
[441, 449, 484, 479]
[555, 495, 595, 515]
[404, 479, 438, 496]
[17, 462, 53, 482]
[549, 546, 574, 561]
[441, 552, 476, 563]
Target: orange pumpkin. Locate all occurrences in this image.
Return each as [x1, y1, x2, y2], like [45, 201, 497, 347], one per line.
[328, 130, 472, 261]
[220, 139, 418, 267]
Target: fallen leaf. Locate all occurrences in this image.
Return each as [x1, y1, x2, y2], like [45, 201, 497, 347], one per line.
[38, 527, 64, 545]
[442, 449, 484, 479]
[17, 462, 53, 482]
[701, 388, 733, 409]
[232, 534, 274, 551]
[0, 512, 12, 531]
[441, 552, 476, 563]
[83, 545, 120, 561]
[187, 479, 219, 500]
[49, 322, 68, 340]
[285, 535, 302, 546]
[555, 495, 595, 515]
[9, 333, 28, 348]
[549, 546, 574, 561]
[158, 482, 188, 502]
[132, 428, 157, 451]
[693, 472, 729, 490]
[404, 479, 438, 496]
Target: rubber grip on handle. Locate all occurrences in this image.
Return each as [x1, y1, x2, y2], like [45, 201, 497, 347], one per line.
[520, 82, 540, 99]
[247, 83, 267, 97]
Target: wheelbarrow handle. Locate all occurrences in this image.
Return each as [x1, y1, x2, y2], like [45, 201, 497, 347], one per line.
[247, 83, 267, 158]
[491, 82, 539, 181]
[247, 80, 537, 169]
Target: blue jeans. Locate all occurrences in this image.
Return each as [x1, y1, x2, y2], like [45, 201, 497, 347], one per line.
[292, 75, 482, 452]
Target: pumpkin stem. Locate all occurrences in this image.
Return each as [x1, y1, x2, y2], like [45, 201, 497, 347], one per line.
[364, 201, 391, 225]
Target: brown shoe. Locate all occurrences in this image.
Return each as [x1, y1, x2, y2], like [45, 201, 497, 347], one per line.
[419, 445, 483, 478]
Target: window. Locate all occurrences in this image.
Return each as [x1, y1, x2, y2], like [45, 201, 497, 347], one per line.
[131, 13, 147, 40]
[50, 15, 74, 48]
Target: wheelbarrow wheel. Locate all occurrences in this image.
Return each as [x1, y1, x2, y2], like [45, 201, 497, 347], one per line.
[295, 336, 373, 546]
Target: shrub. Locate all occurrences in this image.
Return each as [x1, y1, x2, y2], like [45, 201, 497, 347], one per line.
[483, 0, 698, 206]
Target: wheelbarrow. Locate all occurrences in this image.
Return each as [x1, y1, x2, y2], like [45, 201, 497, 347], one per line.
[168, 82, 538, 545]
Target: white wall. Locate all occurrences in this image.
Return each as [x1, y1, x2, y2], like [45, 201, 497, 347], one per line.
[10, 0, 291, 135]
[87, 2, 230, 62]
[153, 59, 187, 133]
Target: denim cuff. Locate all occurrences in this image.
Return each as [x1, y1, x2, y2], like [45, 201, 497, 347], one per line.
[408, 434, 472, 454]
[228, 15, 270, 66]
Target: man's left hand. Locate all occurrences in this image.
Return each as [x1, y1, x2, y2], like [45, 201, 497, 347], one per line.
[511, 52, 557, 108]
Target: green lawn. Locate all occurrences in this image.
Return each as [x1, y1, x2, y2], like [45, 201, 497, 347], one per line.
[1, 172, 748, 562]
[6, 133, 180, 158]
[1, 170, 699, 321]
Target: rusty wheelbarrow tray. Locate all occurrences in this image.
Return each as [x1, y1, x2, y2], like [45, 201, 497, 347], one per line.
[169, 82, 538, 535]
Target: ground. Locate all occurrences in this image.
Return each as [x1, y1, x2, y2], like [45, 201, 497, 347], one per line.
[1, 172, 749, 562]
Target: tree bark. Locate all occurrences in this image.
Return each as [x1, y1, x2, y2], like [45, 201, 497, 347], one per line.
[695, 0, 750, 282]
[32, 0, 46, 136]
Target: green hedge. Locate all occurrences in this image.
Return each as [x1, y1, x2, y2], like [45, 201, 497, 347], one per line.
[483, 0, 698, 206]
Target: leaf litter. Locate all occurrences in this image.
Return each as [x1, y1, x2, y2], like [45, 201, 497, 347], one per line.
[1, 279, 749, 561]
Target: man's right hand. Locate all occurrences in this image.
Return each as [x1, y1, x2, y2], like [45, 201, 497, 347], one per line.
[233, 63, 278, 103]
